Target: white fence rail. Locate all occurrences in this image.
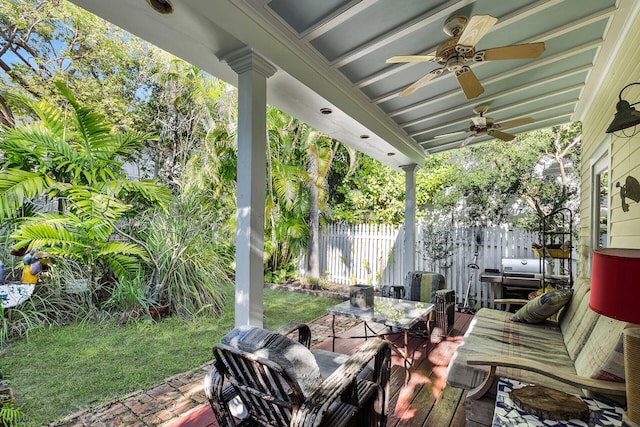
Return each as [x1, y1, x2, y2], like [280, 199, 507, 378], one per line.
[304, 223, 571, 308]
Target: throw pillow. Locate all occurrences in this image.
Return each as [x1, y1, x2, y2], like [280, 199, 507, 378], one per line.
[511, 288, 573, 324]
[221, 326, 323, 398]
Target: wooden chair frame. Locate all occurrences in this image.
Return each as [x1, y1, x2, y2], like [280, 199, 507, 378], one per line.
[204, 323, 391, 427]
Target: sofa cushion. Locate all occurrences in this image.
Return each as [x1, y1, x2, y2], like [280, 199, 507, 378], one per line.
[222, 326, 323, 398]
[511, 288, 573, 324]
[558, 285, 598, 359]
[574, 316, 629, 382]
[447, 308, 580, 394]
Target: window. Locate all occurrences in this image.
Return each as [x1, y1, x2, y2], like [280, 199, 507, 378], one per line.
[590, 137, 610, 272]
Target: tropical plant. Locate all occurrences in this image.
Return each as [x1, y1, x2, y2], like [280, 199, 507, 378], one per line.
[0, 306, 8, 347]
[0, 82, 170, 286]
[0, 401, 24, 427]
[264, 109, 309, 280]
[102, 274, 156, 316]
[264, 110, 357, 283]
[132, 193, 233, 318]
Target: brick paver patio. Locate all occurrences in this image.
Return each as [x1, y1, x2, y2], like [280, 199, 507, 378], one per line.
[49, 314, 361, 427]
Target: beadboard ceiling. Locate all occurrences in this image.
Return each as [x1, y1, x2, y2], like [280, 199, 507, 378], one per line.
[68, 0, 638, 169]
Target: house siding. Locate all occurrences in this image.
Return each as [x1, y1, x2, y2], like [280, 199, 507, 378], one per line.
[581, 14, 640, 277]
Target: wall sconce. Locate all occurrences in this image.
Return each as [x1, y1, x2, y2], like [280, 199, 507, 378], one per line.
[616, 175, 640, 212]
[606, 82, 640, 137]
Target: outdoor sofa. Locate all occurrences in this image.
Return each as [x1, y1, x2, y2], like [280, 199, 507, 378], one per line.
[446, 277, 630, 426]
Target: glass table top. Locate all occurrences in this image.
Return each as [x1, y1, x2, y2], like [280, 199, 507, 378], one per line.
[327, 296, 434, 329]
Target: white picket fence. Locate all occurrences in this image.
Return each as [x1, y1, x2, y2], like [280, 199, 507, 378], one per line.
[304, 222, 560, 308]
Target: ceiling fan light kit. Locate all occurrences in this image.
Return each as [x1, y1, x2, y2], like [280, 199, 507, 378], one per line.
[387, 14, 546, 99]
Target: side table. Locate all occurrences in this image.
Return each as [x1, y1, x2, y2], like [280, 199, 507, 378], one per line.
[493, 377, 625, 427]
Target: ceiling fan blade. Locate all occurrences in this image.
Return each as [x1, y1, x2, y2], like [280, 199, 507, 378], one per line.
[457, 15, 497, 48]
[399, 67, 445, 97]
[386, 55, 435, 63]
[488, 129, 515, 141]
[482, 42, 546, 60]
[460, 134, 476, 147]
[434, 129, 468, 139]
[495, 117, 535, 129]
[455, 66, 484, 99]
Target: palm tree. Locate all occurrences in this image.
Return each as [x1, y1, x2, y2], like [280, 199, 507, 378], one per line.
[301, 127, 356, 284]
[264, 109, 356, 284]
[0, 81, 170, 281]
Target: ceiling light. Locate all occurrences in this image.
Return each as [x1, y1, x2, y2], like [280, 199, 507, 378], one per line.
[387, 152, 395, 156]
[320, 108, 332, 115]
[146, 0, 173, 14]
[606, 82, 640, 137]
[360, 134, 370, 139]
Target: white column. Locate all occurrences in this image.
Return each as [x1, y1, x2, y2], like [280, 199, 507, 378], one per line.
[223, 47, 276, 328]
[401, 164, 417, 278]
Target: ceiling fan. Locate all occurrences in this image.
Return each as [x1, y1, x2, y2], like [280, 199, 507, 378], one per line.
[387, 15, 545, 99]
[435, 104, 535, 147]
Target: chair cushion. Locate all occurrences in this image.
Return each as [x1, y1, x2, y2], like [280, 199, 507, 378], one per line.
[406, 271, 445, 302]
[511, 288, 573, 324]
[222, 326, 323, 398]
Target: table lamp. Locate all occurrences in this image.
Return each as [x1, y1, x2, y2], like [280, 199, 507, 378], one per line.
[590, 248, 640, 427]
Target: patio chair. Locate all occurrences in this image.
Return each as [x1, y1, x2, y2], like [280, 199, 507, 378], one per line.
[403, 271, 453, 336]
[204, 323, 391, 427]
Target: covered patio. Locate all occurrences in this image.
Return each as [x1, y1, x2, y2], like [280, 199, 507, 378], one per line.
[61, 0, 640, 426]
[66, 0, 640, 327]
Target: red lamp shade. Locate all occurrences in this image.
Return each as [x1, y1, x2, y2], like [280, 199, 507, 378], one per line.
[590, 248, 640, 324]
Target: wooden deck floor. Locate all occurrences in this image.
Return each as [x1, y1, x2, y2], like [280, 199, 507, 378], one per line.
[313, 312, 474, 427]
[168, 312, 474, 427]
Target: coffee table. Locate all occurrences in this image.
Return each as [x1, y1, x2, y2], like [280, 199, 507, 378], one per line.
[327, 296, 434, 382]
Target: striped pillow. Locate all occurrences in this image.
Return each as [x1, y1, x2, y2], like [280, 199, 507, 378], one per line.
[511, 288, 573, 324]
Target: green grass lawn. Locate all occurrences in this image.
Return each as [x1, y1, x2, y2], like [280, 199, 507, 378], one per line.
[0, 286, 340, 426]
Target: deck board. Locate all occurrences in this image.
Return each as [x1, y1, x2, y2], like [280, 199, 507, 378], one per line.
[316, 312, 473, 426]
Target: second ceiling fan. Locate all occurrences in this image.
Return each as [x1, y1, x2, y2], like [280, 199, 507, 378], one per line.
[387, 14, 545, 99]
[435, 104, 535, 147]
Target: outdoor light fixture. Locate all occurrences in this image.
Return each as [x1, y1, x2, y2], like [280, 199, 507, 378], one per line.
[146, 0, 173, 14]
[590, 248, 640, 426]
[606, 82, 640, 137]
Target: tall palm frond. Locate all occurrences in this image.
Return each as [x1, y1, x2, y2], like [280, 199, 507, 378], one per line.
[115, 180, 172, 207]
[0, 169, 48, 220]
[271, 162, 304, 209]
[7, 91, 65, 138]
[11, 218, 84, 253]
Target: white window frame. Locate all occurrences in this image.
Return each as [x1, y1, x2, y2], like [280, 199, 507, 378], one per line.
[589, 136, 611, 274]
